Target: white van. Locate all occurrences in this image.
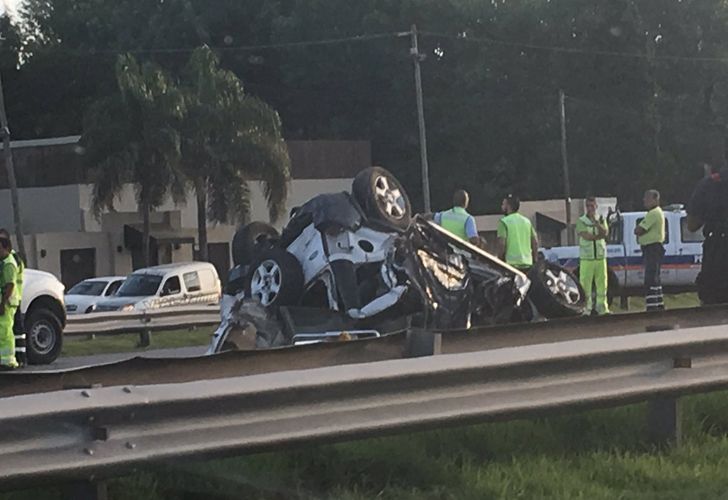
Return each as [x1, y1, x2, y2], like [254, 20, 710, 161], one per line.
[94, 262, 221, 312]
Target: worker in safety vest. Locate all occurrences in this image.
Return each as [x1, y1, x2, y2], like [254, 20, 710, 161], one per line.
[687, 165, 728, 305]
[0, 229, 25, 365]
[497, 194, 538, 270]
[434, 190, 481, 246]
[0, 236, 20, 370]
[634, 189, 665, 312]
[576, 197, 610, 315]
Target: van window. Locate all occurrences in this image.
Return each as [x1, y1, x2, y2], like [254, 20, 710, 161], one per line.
[681, 216, 705, 243]
[117, 274, 162, 297]
[183, 271, 201, 292]
[635, 217, 669, 244]
[161, 276, 182, 296]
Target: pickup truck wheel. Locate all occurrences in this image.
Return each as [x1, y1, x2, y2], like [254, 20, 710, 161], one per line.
[529, 262, 586, 318]
[352, 167, 412, 230]
[26, 308, 63, 365]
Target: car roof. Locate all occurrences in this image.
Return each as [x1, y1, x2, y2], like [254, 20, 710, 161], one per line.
[82, 276, 126, 282]
[131, 261, 217, 277]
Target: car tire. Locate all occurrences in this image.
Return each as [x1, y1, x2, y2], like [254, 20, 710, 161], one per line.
[26, 308, 63, 365]
[352, 166, 412, 230]
[528, 261, 586, 318]
[232, 222, 279, 267]
[246, 248, 304, 307]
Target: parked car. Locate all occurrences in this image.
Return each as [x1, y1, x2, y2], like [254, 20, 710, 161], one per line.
[22, 269, 67, 364]
[208, 167, 585, 353]
[94, 262, 221, 312]
[65, 276, 126, 314]
[541, 205, 703, 300]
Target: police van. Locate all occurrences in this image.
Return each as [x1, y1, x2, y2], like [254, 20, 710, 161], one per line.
[540, 205, 703, 297]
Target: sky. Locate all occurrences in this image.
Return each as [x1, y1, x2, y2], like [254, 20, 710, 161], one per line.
[1, 0, 20, 18]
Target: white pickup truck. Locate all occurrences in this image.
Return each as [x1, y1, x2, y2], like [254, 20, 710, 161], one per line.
[540, 206, 703, 298]
[21, 269, 66, 365]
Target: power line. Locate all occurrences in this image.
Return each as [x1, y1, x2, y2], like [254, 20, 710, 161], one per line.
[421, 31, 728, 64]
[20, 31, 411, 56]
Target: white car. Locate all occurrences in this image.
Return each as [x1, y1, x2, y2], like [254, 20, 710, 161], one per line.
[21, 269, 67, 364]
[65, 276, 126, 315]
[94, 262, 221, 312]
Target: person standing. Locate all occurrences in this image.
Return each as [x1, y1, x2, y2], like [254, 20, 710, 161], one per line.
[0, 229, 25, 365]
[686, 165, 728, 304]
[497, 195, 538, 270]
[434, 190, 481, 246]
[0, 237, 20, 369]
[634, 190, 665, 311]
[576, 197, 610, 315]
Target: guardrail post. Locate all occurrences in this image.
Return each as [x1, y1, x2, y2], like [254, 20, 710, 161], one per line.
[65, 480, 108, 500]
[405, 328, 441, 357]
[645, 324, 684, 446]
[137, 329, 152, 348]
[647, 398, 681, 446]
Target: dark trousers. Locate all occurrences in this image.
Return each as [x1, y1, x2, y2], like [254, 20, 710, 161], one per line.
[643, 243, 665, 311]
[698, 233, 728, 305]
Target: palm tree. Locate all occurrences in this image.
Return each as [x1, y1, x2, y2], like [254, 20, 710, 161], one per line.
[180, 46, 290, 261]
[82, 55, 186, 267]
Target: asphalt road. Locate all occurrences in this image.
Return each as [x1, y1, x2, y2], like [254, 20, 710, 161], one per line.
[23, 345, 207, 372]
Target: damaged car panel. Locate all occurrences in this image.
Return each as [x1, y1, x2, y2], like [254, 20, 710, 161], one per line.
[209, 167, 583, 354]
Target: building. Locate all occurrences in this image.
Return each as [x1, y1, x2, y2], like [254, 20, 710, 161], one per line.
[0, 136, 371, 289]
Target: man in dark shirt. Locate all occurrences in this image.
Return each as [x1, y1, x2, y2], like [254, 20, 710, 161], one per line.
[687, 165, 728, 304]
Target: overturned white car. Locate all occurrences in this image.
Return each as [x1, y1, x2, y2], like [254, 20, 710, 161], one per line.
[208, 167, 585, 353]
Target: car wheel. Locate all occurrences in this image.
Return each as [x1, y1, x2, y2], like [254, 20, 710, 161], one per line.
[232, 222, 280, 267]
[528, 262, 585, 318]
[352, 166, 411, 230]
[246, 248, 304, 307]
[26, 308, 63, 365]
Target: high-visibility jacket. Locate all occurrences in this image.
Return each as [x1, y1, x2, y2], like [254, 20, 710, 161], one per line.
[576, 214, 608, 260]
[0, 254, 20, 307]
[439, 207, 471, 241]
[498, 213, 535, 268]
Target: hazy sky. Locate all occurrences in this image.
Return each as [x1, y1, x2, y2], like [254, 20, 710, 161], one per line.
[1, 0, 20, 17]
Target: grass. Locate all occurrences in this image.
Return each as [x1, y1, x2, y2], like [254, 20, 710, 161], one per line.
[60, 327, 214, 357]
[7, 392, 728, 499]
[615, 292, 699, 314]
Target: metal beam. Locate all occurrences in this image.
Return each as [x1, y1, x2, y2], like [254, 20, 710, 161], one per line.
[3, 325, 728, 485]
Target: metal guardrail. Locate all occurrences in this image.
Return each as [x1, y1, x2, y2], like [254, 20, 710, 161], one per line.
[2, 324, 728, 485]
[64, 306, 221, 337]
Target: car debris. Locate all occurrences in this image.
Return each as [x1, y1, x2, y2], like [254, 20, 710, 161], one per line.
[208, 167, 585, 353]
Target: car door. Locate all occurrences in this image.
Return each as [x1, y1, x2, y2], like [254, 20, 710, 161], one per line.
[159, 275, 184, 307]
[677, 215, 704, 286]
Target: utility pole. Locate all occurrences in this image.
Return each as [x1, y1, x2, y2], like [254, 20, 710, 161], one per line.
[0, 64, 26, 260]
[559, 89, 573, 245]
[410, 24, 431, 213]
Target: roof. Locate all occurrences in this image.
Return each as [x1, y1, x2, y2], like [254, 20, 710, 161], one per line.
[132, 262, 216, 276]
[83, 276, 126, 282]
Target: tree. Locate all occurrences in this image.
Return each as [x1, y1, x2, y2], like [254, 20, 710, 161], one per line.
[180, 46, 290, 261]
[81, 55, 186, 267]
